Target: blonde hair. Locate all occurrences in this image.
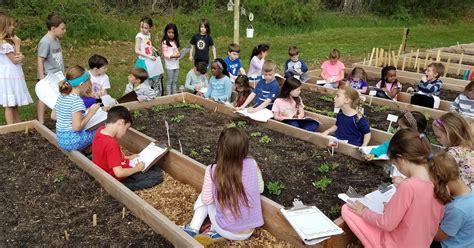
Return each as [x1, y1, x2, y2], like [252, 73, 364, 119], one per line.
[262, 59, 276, 73]
[428, 62, 445, 79]
[432, 112, 474, 149]
[0, 12, 14, 45]
[339, 86, 364, 120]
[58, 65, 88, 95]
[329, 48, 340, 59]
[429, 152, 459, 204]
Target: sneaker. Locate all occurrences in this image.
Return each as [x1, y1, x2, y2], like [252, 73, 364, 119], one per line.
[182, 224, 198, 237]
[194, 230, 226, 246]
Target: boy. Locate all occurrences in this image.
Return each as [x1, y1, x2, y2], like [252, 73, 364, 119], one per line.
[223, 43, 246, 82]
[284, 46, 309, 82]
[92, 106, 163, 191]
[236, 60, 279, 113]
[37, 14, 66, 124]
[408, 62, 444, 108]
[184, 61, 208, 95]
[88, 54, 110, 97]
[124, 68, 157, 102]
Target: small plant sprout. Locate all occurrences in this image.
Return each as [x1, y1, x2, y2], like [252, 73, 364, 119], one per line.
[371, 105, 390, 112]
[135, 126, 146, 132]
[226, 122, 237, 128]
[259, 135, 272, 144]
[53, 175, 65, 184]
[170, 115, 185, 123]
[237, 120, 247, 128]
[319, 162, 330, 174]
[423, 112, 431, 121]
[132, 110, 142, 119]
[304, 106, 336, 118]
[312, 176, 332, 191]
[190, 149, 199, 158]
[267, 181, 285, 195]
[328, 205, 341, 216]
[250, 131, 262, 137]
[388, 126, 396, 133]
[202, 145, 211, 154]
[319, 95, 334, 103]
[331, 162, 340, 170]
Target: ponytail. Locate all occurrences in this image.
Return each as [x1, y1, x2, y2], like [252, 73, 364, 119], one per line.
[59, 65, 88, 95]
[59, 80, 72, 95]
[249, 43, 269, 63]
[429, 152, 458, 204]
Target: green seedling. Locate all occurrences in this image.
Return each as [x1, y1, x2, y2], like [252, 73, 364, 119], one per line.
[237, 121, 247, 128]
[226, 122, 237, 128]
[259, 135, 272, 144]
[190, 149, 199, 158]
[331, 162, 340, 170]
[132, 110, 142, 119]
[423, 112, 431, 121]
[319, 162, 330, 174]
[53, 175, 65, 184]
[328, 205, 341, 216]
[305, 106, 336, 117]
[135, 126, 146, 132]
[170, 115, 185, 123]
[250, 132, 262, 137]
[267, 181, 285, 196]
[202, 145, 211, 154]
[151, 104, 172, 113]
[319, 95, 335, 103]
[312, 176, 332, 191]
[388, 126, 396, 134]
[372, 105, 390, 112]
[311, 150, 322, 159]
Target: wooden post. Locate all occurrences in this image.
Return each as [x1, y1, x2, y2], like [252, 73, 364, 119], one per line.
[416, 58, 421, 73]
[233, 0, 240, 44]
[93, 214, 97, 226]
[392, 51, 397, 68]
[380, 48, 384, 66]
[456, 53, 464, 75]
[122, 207, 126, 219]
[388, 51, 391, 66]
[423, 54, 429, 71]
[368, 48, 375, 66]
[436, 50, 441, 62]
[375, 48, 379, 67]
[362, 57, 366, 65]
[408, 49, 414, 67]
[397, 44, 403, 57]
[401, 28, 409, 52]
[413, 49, 419, 69]
[401, 56, 407, 71]
[444, 56, 451, 77]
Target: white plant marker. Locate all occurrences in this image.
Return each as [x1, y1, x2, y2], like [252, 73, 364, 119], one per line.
[93, 214, 97, 227]
[369, 90, 377, 106]
[328, 138, 338, 157]
[386, 114, 398, 133]
[165, 121, 171, 147]
[178, 139, 183, 153]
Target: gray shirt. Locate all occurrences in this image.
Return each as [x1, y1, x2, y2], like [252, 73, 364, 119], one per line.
[184, 69, 208, 92]
[38, 35, 64, 75]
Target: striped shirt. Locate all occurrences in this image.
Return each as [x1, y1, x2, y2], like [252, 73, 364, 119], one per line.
[55, 94, 85, 132]
[451, 93, 474, 117]
[416, 78, 442, 96]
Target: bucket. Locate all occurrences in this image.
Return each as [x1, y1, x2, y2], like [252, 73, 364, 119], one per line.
[246, 24, 254, 38]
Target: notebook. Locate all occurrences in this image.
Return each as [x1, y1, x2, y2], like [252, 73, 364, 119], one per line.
[236, 108, 274, 122]
[84, 107, 107, 131]
[338, 184, 397, 214]
[129, 142, 169, 172]
[117, 91, 138, 104]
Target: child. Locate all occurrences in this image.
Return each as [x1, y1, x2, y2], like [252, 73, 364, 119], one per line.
[342, 129, 445, 248]
[204, 58, 232, 102]
[284, 46, 309, 82]
[92, 105, 163, 191]
[430, 153, 474, 248]
[37, 14, 66, 124]
[223, 43, 246, 82]
[347, 67, 368, 94]
[189, 18, 216, 67]
[321, 49, 345, 89]
[272, 77, 319, 131]
[408, 62, 444, 108]
[237, 60, 279, 113]
[0, 12, 33, 124]
[247, 44, 269, 83]
[432, 112, 474, 188]
[451, 81, 474, 117]
[321, 86, 371, 146]
[182, 128, 264, 245]
[162, 23, 180, 95]
[124, 68, 157, 102]
[185, 61, 208, 95]
[375, 65, 402, 100]
[53, 65, 100, 151]
[88, 54, 110, 97]
[234, 75, 252, 108]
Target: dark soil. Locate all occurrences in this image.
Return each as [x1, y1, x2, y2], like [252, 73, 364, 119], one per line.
[0, 130, 172, 247]
[132, 104, 390, 220]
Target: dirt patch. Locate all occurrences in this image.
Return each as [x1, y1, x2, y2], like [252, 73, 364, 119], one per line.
[0, 130, 172, 247]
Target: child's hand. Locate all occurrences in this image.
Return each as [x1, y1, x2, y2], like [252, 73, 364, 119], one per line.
[392, 176, 404, 187]
[365, 154, 375, 161]
[89, 103, 101, 114]
[421, 75, 427, 82]
[247, 107, 257, 113]
[406, 87, 414, 93]
[194, 84, 201, 90]
[348, 200, 366, 216]
[189, 56, 193, 62]
[135, 161, 145, 172]
[235, 105, 245, 111]
[137, 95, 146, 102]
[149, 56, 157, 61]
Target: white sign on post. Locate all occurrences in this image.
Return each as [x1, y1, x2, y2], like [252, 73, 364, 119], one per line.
[328, 138, 338, 157]
[386, 114, 398, 133]
[369, 90, 377, 106]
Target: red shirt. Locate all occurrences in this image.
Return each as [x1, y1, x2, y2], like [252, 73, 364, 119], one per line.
[92, 127, 131, 180]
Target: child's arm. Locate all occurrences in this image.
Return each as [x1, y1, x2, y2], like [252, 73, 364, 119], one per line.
[201, 167, 214, 205]
[362, 132, 371, 146]
[239, 67, 246, 75]
[189, 45, 195, 61]
[249, 99, 271, 113]
[434, 206, 464, 242]
[113, 162, 145, 178]
[284, 60, 289, 72]
[297, 101, 305, 119]
[37, 57, 46, 79]
[451, 95, 461, 112]
[338, 68, 345, 81]
[419, 80, 442, 94]
[301, 60, 308, 73]
[6, 51, 24, 64]
[358, 86, 368, 94]
[184, 72, 195, 91]
[71, 104, 100, 131]
[272, 101, 285, 120]
[124, 83, 133, 95]
[236, 92, 256, 110]
[137, 87, 157, 102]
[321, 125, 337, 136]
[211, 45, 217, 60]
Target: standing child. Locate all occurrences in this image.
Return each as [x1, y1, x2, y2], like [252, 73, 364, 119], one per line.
[432, 112, 474, 188]
[321, 86, 371, 146]
[204, 58, 232, 102]
[247, 44, 269, 85]
[451, 81, 474, 117]
[234, 75, 252, 108]
[342, 129, 445, 248]
[88, 54, 110, 97]
[182, 128, 264, 245]
[0, 12, 33, 124]
[375, 65, 402, 100]
[224, 43, 246, 82]
[237, 60, 279, 113]
[284, 46, 309, 82]
[92, 106, 163, 191]
[272, 77, 319, 131]
[347, 67, 368, 94]
[321, 49, 345, 88]
[37, 14, 66, 124]
[53, 65, 100, 151]
[189, 18, 216, 67]
[184, 61, 208, 95]
[408, 62, 444, 108]
[124, 68, 157, 102]
[162, 23, 180, 95]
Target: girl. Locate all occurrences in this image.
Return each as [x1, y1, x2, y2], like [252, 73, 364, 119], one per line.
[247, 44, 269, 83]
[342, 129, 445, 248]
[321, 49, 345, 89]
[432, 112, 474, 188]
[451, 80, 474, 117]
[348, 67, 368, 94]
[234, 75, 252, 108]
[0, 12, 33, 124]
[430, 153, 474, 247]
[53, 65, 100, 151]
[375, 65, 402, 100]
[189, 18, 216, 67]
[321, 86, 371, 146]
[182, 128, 264, 245]
[203, 59, 232, 102]
[162, 23, 180, 95]
[272, 77, 319, 132]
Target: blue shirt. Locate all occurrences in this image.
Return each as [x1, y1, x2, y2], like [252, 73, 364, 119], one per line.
[253, 78, 280, 109]
[204, 75, 232, 102]
[224, 56, 242, 77]
[55, 94, 85, 132]
[440, 190, 474, 248]
[335, 112, 370, 146]
[417, 78, 442, 96]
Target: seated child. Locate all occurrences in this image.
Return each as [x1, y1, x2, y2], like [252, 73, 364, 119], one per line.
[53, 65, 100, 151]
[92, 105, 163, 191]
[204, 58, 232, 102]
[321, 49, 345, 89]
[124, 68, 158, 102]
[88, 54, 110, 97]
[408, 62, 444, 108]
[431, 152, 474, 248]
[234, 75, 252, 108]
[224, 43, 246, 82]
[182, 128, 264, 245]
[347, 67, 368, 94]
[272, 76, 319, 131]
[236, 60, 280, 113]
[451, 81, 474, 117]
[375, 65, 402, 100]
[184, 61, 208, 96]
[341, 129, 444, 248]
[247, 44, 269, 82]
[321, 86, 371, 146]
[284, 46, 309, 82]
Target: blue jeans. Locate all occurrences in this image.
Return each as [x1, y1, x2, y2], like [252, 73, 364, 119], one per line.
[282, 118, 320, 132]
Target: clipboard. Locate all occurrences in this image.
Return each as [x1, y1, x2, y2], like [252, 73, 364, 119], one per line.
[117, 91, 138, 104]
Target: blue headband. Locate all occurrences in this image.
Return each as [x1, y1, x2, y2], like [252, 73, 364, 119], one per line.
[66, 72, 90, 87]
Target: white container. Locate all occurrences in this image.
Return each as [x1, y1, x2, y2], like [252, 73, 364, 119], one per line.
[246, 24, 254, 38]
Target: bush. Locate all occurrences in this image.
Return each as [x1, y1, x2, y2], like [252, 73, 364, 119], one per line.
[246, 0, 321, 26]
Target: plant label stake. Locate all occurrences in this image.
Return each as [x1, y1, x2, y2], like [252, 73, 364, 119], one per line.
[369, 90, 377, 106]
[179, 85, 185, 103]
[122, 207, 126, 219]
[64, 230, 69, 240]
[165, 121, 171, 147]
[328, 138, 338, 157]
[178, 139, 183, 153]
[92, 214, 97, 227]
[386, 114, 398, 133]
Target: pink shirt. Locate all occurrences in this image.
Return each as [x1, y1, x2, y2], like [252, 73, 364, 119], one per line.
[362, 176, 444, 248]
[247, 56, 264, 79]
[321, 60, 345, 81]
[272, 97, 304, 119]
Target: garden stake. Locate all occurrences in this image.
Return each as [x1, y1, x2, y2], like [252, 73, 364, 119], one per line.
[436, 50, 441, 62]
[374, 48, 379, 67]
[368, 90, 376, 106]
[408, 49, 414, 67]
[368, 48, 375, 66]
[416, 58, 421, 73]
[214, 106, 218, 112]
[64, 230, 69, 241]
[165, 121, 170, 147]
[93, 214, 97, 227]
[386, 114, 398, 133]
[122, 207, 125, 219]
[444, 57, 451, 77]
[392, 51, 397, 68]
[423, 54, 429, 71]
[413, 49, 419, 69]
[362, 57, 366, 65]
[456, 53, 464, 75]
[24, 126, 28, 134]
[388, 52, 391, 66]
[178, 139, 183, 153]
[401, 56, 407, 71]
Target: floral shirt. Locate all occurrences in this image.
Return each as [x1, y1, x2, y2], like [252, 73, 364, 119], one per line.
[448, 146, 474, 188]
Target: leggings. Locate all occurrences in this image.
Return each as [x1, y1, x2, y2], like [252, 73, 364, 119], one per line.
[166, 68, 179, 95]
